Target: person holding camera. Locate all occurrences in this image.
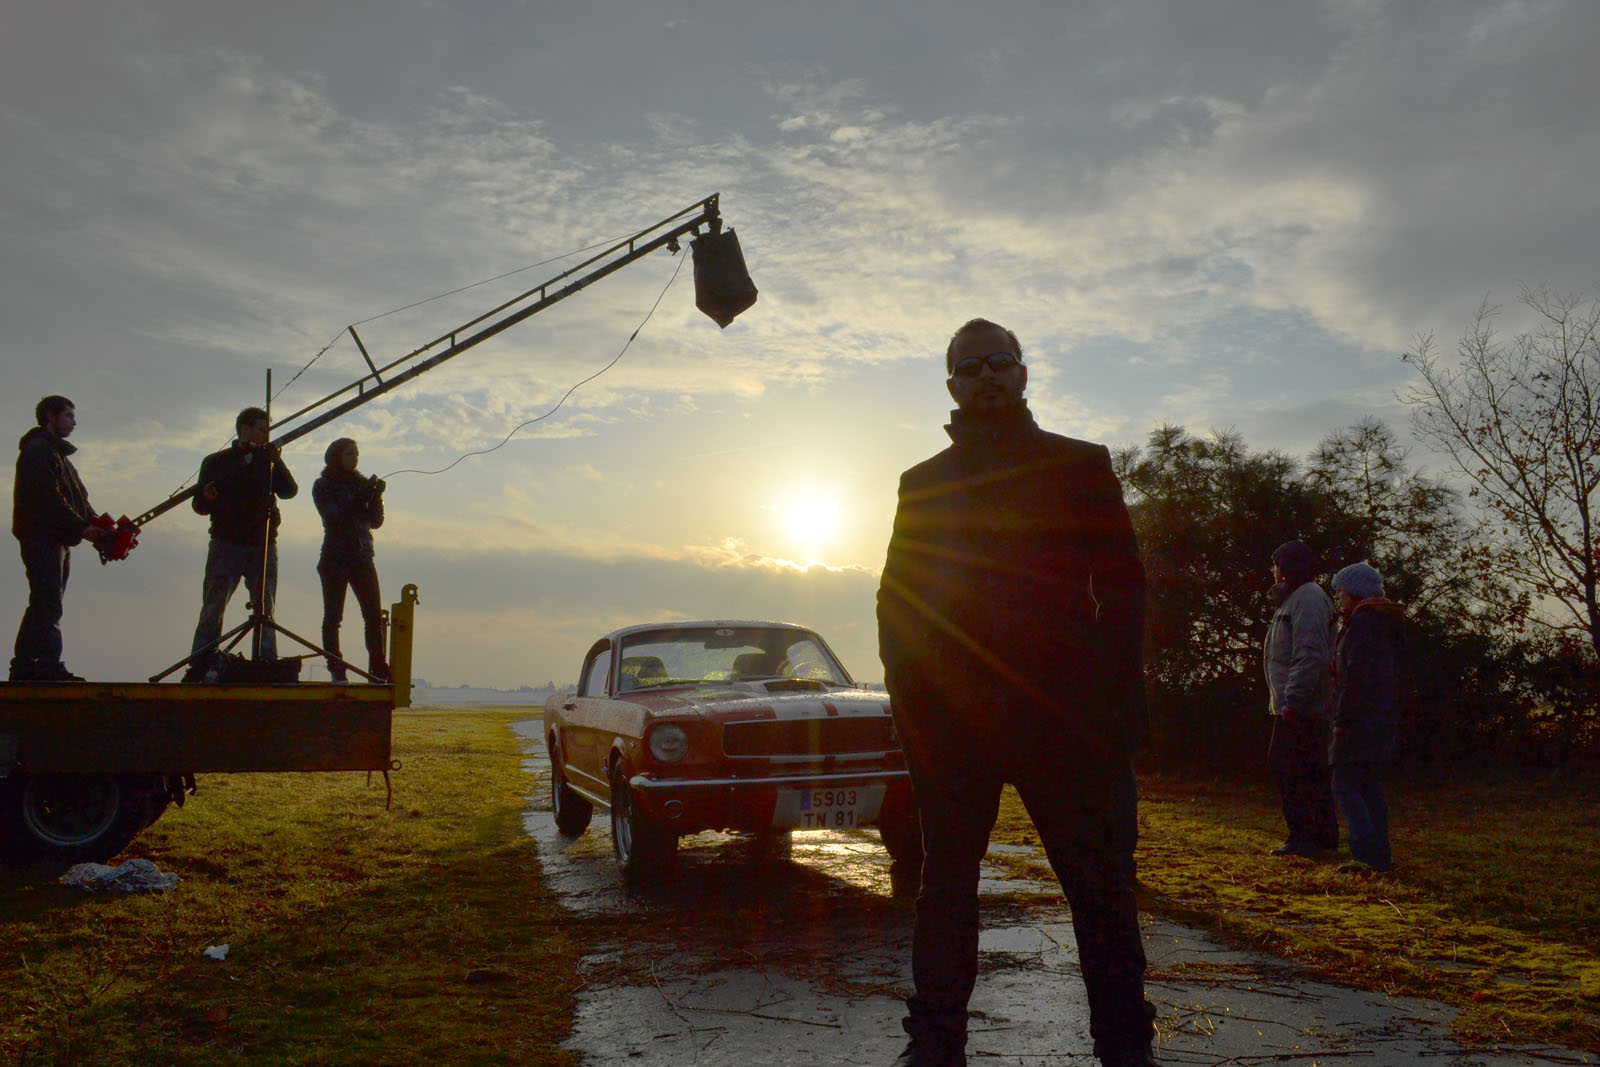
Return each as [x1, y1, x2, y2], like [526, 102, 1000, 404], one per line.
[186, 407, 298, 679]
[312, 438, 388, 683]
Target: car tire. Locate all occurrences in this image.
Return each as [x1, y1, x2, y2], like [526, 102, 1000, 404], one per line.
[747, 828, 794, 863]
[0, 772, 164, 866]
[550, 747, 593, 838]
[609, 764, 675, 882]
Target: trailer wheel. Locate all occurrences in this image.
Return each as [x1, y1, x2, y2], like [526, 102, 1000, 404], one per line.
[0, 772, 162, 865]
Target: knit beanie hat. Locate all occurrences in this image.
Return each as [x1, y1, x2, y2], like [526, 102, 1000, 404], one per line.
[1272, 540, 1316, 581]
[1332, 561, 1384, 600]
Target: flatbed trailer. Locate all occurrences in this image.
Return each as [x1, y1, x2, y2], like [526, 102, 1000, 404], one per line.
[0, 585, 418, 866]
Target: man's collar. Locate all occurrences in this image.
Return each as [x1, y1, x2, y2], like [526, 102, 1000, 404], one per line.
[945, 400, 1036, 446]
[34, 427, 75, 455]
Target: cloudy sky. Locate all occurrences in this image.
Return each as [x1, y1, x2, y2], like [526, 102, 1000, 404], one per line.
[3, 0, 1596, 688]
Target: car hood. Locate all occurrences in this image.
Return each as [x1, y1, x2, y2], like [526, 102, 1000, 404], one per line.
[624, 682, 892, 723]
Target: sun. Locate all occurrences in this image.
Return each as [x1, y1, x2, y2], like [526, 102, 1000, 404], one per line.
[781, 491, 841, 557]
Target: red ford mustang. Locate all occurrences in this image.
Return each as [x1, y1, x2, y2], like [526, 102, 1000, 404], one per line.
[544, 620, 920, 881]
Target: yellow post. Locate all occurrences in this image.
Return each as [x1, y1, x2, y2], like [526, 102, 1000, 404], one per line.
[388, 583, 420, 708]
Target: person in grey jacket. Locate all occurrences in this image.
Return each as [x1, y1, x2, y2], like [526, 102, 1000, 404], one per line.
[313, 438, 388, 683]
[1262, 540, 1338, 857]
[1329, 561, 1404, 874]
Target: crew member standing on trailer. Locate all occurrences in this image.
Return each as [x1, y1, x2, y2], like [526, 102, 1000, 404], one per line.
[10, 396, 108, 682]
[186, 407, 297, 680]
[313, 438, 389, 683]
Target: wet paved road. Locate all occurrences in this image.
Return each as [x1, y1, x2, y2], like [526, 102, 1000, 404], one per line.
[513, 720, 1594, 1066]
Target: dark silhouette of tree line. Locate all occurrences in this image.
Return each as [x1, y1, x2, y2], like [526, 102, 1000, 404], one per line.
[1118, 284, 1600, 775]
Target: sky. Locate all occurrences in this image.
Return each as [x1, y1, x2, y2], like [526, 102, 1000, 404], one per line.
[3, 0, 1597, 688]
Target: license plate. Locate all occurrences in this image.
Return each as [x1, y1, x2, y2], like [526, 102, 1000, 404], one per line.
[772, 783, 886, 830]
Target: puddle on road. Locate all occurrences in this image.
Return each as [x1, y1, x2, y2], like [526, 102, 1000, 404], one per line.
[512, 718, 1596, 1067]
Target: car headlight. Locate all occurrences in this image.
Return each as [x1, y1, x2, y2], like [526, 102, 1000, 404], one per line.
[648, 724, 690, 762]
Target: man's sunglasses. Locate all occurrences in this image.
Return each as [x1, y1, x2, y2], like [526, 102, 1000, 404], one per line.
[950, 352, 1023, 378]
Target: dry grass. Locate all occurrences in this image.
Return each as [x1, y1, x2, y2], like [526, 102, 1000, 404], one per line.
[991, 770, 1600, 1049]
[0, 708, 581, 1066]
[8, 706, 1596, 1059]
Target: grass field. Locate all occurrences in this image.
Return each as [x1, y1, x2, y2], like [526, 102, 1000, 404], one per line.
[3, 707, 1596, 1061]
[993, 769, 1600, 1049]
[1, 708, 580, 1066]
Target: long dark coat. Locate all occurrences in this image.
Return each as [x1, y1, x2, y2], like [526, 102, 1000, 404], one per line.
[877, 404, 1147, 752]
[1330, 598, 1405, 765]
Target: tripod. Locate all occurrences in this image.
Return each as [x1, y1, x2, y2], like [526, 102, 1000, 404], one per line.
[152, 408, 383, 684]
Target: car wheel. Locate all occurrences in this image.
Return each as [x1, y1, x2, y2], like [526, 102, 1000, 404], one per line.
[0, 772, 163, 865]
[746, 828, 793, 863]
[549, 746, 593, 837]
[609, 764, 675, 882]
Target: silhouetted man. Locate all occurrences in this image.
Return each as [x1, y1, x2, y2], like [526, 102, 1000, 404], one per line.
[186, 407, 297, 679]
[11, 396, 107, 681]
[878, 319, 1158, 1067]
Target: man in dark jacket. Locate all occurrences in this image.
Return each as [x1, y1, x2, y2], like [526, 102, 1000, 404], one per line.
[878, 319, 1156, 1067]
[11, 396, 107, 681]
[1329, 561, 1404, 875]
[186, 407, 297, 678]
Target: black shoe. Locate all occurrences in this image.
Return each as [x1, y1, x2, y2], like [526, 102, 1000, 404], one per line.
[1270, 840, 1318, 857]
[1338, 860, 1393, 875]
[892, 1041, 966, 1067]
[36, 662, 85, 682]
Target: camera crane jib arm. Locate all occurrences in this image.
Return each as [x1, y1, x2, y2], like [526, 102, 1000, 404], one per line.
[118, 192, 755, 542]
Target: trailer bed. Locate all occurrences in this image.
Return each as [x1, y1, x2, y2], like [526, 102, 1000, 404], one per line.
[0, 681, 394, 775]
[0, 584, 417, 865]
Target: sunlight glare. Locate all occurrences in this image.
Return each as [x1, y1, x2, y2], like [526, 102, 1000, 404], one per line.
[782, 492, 841, 556]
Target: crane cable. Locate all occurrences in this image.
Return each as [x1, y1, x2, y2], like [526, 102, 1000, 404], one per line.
[381, 243, 689, 480]
[163, 227, 682, 498]
[270, 232, 646, 404]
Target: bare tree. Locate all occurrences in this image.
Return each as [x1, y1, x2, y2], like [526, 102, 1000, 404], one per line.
[1401, 284, 1600, 658]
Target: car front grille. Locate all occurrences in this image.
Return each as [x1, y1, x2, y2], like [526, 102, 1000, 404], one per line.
[721, 716, 898, 758]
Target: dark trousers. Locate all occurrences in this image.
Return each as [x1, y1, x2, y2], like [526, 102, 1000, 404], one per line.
[318, 556, 386, 679]
[13, 537, 69, 669]
[1268, 714, 1339, 849]
[896, 697, 1153, 1059]
[1331, 761, 1392, 870]
[191, 538, 278, 662]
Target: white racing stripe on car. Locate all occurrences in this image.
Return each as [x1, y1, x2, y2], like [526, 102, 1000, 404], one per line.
[763, 698, 884, 721]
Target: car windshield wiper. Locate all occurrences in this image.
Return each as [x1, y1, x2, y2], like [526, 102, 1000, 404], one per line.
[634, 677, 710, 689]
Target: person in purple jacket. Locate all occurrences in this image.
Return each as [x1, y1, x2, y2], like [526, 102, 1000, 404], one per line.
[1329, 561, 1406, 875]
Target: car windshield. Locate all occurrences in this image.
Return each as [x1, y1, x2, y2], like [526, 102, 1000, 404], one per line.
[616, 626, 850, 691]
